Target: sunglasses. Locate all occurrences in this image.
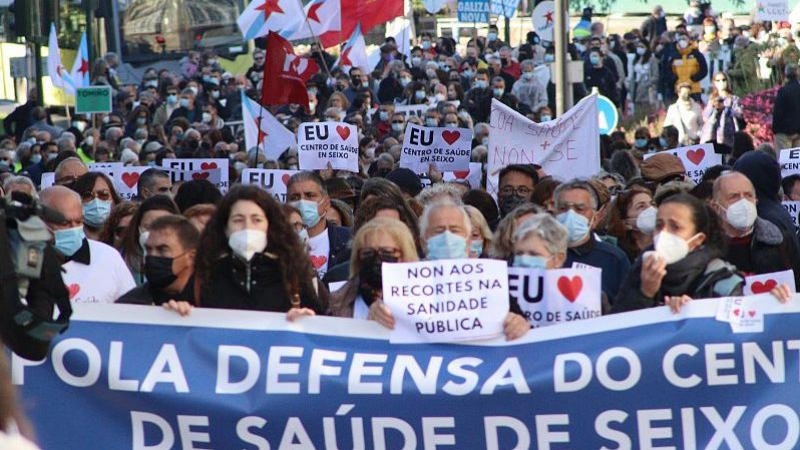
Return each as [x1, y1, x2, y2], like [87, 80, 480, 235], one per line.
[82, 190, 113, 202]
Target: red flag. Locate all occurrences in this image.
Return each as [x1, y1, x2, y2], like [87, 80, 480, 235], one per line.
[262, 32, 319, 108]
[319, 0, 403, 48]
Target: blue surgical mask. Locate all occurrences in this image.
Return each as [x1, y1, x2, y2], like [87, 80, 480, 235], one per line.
[426, 231, 468, 260]
[415, 90, 426, 100]
[493, 88, 504, 98]
[474, 80, 487, 89]
[635, 138, 649, 149]
[179, 98, 190, 108]
[544, 54, 555, 63]
[488, 32, 498, 41]
[82, 199, 112, 227]
[392, 123, 404, 133]
[522, 72, 535, 80]
[291, 199, 322, 228]
[540, 115, 552, 122]
[557, 210, 591, 245]
[54, 226, 85, 257]
[513, 254, 549, 269]
[30, 154, 42, 164]
[463, 69, 474, 78]
[379, 111, 389, 121]
[167, 95, 178, 105]
[425, 118, 438, 127]
[659, 136, 668, 147]
[470, 240, 484, 257]
[590, 55, 601, 65]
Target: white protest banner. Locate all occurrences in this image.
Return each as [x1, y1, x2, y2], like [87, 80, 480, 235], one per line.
[779, 147, 800, 178]
[488, 95, 599, 196]
[743, 269, 796, 296]
[41, 172, 55, 189]
[508, 267, 602, 328]
[297, 122, 359, 172]
[644, 143, 721, 184]
[756, 0, 789, 21]
[381, 259, 509, 343]
[714, 295, 765, 333]
[88, 162, 124, 176]
[241, 168, 300, 203]
[393, 104, 427, 119]
[781, 201, 800, 228]
[443, 162, 483, 189]
[161, 158, 229, 193]
[115, 167, 150, 200]
[400, 123, 472, 173]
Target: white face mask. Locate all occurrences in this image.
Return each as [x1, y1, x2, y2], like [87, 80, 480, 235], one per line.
[228, 229, 267, 261]
[654, 230, 697, 265]
[723, 198, 757, 231]
[635, 206, 657, 235]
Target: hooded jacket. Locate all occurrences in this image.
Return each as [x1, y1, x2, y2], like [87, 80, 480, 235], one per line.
[733, 151, 797, 237]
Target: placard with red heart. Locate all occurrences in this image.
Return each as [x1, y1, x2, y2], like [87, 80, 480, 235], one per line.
[443, 162, 483, 189]
[508, 267, 602, 328]
[93, 166, 149, 200]
[643, 143, 720, 184]
[241, 169, 300, 203]
[162, 158, 230, 193]
[743, 269, 796, 296]
[400, 123, 472, 173]
[297, 121, 359, 173]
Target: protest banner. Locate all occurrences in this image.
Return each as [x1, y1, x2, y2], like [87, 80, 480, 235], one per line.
[96, 166, 150, 200]
[779, 148, 800, 178]
[508, 267, 602, 327]
[743, 270, 797, 297]
[781, 201, 800, 228]
[40, 172, 55, 188]
[487, 95, 599, 197]
[381, 259, 509, 343]
[17, 299, 800, 449]
[489, 0, 520, 17]
[756, 0, 789, 21]
[400, 123, 472, 173]
[443, 162, 483, 189]
[297, 121, 359, 172]
[393, 104, 428, 119]
[88, 162, 124, 175]
[161, 158, 230, 193]
[643, 143, 721, 183]
[240, 168, 300, 202]
[457, 0, 489, 22]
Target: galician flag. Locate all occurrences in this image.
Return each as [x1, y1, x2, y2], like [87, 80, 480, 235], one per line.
[334, 24, 368, 71]
[66, 32, 90, 94]
[282, 0, 341, 41]
[47, 23, 69, 89]
[241, 91, 297, 160]
[237, 0, 305, 41]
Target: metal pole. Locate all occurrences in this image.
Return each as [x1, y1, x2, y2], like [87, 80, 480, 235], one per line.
[553, 0, 566, 116]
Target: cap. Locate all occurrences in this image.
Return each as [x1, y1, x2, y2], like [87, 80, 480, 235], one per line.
[641, 153, 686, 183]
[386, 168, 423, 197]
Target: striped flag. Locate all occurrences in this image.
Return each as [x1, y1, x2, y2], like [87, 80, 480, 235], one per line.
[241, 91, 297, 160]
[237, 0, 305, 41]
[67, 32, 90, 94]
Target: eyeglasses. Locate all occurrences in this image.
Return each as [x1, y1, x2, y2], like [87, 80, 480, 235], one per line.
[81, 190, 112, 202]
[359, 247, 401, 260]
[499, 186, 533, 197]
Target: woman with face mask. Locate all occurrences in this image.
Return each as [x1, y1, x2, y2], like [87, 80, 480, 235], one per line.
[328, 218, 418, 318]
[511, 213, 568, 270]
[700, 71, 742, 155]
[612, 193, 744, 314]
[72, 172, 121, 242]
[664, 82, 704, 145]
[605, 186, 656, 263]
[630, 43, 659, 115]
[121, 195, 180, 285]
[195, 185, 323, 314]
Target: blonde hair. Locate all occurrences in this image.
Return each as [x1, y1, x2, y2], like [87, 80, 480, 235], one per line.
[349, 217, 419, 279]
[464, 205, 492, 245]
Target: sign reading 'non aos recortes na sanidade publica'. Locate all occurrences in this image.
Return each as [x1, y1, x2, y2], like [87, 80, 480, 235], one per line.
[75, 86, 112, 114]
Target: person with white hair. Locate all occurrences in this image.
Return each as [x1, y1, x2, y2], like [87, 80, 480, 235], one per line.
[3, 176, 37, 198]
[512, 60, 548, 112]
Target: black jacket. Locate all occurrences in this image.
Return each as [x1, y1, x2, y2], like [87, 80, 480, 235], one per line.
[772, 79, 800, 135]
[464, 87, 492, 123]
[733, 151, 798, 238]
[724, 218, 800, 287]
[200, 253, 322, 313]
[327, 225, 352, 269]
[116, 276, 196, 306]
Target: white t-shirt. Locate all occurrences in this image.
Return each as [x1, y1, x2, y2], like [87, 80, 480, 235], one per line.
[62, 240, 136, 304]
[307, 229, 331, 277]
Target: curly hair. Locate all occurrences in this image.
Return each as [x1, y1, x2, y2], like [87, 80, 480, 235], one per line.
[605, 185, 653, 261]
[196, 185, 317, 303]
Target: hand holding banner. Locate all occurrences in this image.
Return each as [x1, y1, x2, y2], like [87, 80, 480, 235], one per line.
[508, 267, 602, 327]
[381, 259, 509, 343]
[298, 122, 359, 172]
[400, 123, 472, 173]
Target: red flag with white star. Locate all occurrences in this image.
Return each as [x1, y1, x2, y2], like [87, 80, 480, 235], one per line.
[282, 0, 341, 42]
[67, 32, 90, 94]
[262, 31, 319, 109]
[241, 91, 296, 159]
[333, 25, 368, 71]
[319, 0, 403, 48]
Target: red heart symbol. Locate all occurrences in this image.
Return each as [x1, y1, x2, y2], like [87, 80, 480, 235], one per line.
[335, 125, 351, 141]
[310, 255, 328, 269]
[750, 279, 777, 294]
[192, 171, 210, 180]
[556, 276, 583, 303]
[68, 284, 80, 300]
[200, 162, 218, 170]
[282, 174, 291, 186]
[442, 130, 461, 145]
[748, 310, 757, 318]
[733, 308, 740, 317]
[121, 172, 140, 189]
[453, 170, 470, 179]
[686, 148, 705, 166]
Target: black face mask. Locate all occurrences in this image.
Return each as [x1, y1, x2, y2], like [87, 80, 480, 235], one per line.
[145, 255, 178, 289]
[499, 193, 528, 217]
[358, 252, 398, 305]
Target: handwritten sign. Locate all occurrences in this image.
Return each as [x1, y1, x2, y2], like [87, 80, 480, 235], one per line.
[161, 158, 229, 193]
[743, 269, 796, 296]
[381, 259, 509, 343]
[643, 143, 720, 184]
[400, 123, 472, 173]
[781, 201, 800, 228]
[91, 166, 150, 200]
[443, 162, 483, 189]
[779, 148, 800, 178]
[508, 267, 602, 328]
[240, 169, 300, 203]
[297, 122, 359, 173]
[488, 95, 599, 197]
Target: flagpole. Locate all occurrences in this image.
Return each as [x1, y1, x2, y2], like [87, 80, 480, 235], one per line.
[297, 0, 333, 80]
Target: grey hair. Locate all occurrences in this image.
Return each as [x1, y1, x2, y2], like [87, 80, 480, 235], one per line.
[417, 183, 464, 206]
[514, 213, 569, 257]
[520, 59, 535, 71]
[474, 122, 490, 135]
[56, 136, 75, 152]
[3, 176, 37, 198]
[553, 179, 599, 211]
[419, 200, 472, 239]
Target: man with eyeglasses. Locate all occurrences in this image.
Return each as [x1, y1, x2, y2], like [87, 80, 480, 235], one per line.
[497, 164, 538, 218]
[554, 179, 631, 305]
[39, 186, 135, 304]
[246, 50, 265, 89]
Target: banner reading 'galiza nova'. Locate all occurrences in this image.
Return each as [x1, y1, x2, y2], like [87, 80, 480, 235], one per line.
[15, 299, 800, 449]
